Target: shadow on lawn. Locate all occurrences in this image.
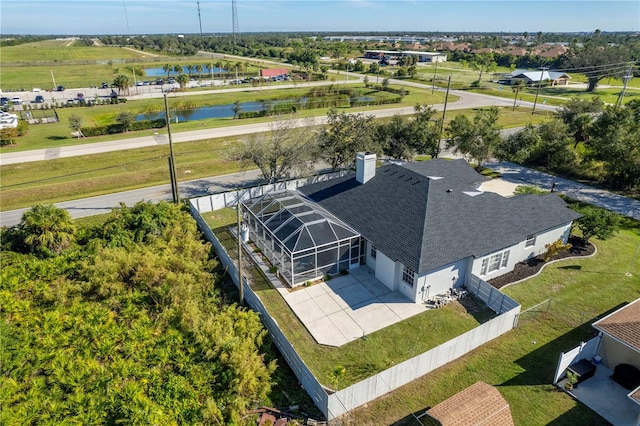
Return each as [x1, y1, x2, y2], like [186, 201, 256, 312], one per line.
[500, 303, 626, 388]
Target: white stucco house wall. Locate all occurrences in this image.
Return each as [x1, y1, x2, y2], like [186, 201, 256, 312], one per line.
[246, 154, 580, 303]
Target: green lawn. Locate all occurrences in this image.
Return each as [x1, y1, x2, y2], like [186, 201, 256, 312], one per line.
[347, 217, 640, 425]
[203, 211, 496, 389]
[203, 208, 640, 426]
[0, 39, 150, 62]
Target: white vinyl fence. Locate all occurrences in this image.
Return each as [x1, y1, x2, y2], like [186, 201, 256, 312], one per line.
[553, 335, 602, 385]
[191, 171, 347, 213]
[190, 195, 521, 421]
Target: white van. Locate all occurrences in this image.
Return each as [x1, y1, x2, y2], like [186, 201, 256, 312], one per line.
[11, 96, 22, 105]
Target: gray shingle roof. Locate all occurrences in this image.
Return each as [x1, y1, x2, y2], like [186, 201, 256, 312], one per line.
[299, 159, 581, 274]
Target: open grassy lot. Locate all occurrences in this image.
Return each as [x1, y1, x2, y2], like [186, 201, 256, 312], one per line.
[204, 212, 496, 389]
[0, 39, 151, 62]
[346, 216, 640, 425]
[0, 106, 551, 212]
[1, 137, 243, 210]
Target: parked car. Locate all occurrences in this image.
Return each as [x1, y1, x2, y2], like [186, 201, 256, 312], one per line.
[0, 97, 8, 106]
[32, 87, 41, 92]
[57, 85, 65, 91]
[11, 96, 22, 105]
[167, 78, 176, 84]
[35, 95, 45, 103]
[101, 82, 109, 89]
[156, 78, 165, 85]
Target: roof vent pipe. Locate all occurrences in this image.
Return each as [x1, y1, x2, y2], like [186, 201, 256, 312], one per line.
[356, 152, 377, 184]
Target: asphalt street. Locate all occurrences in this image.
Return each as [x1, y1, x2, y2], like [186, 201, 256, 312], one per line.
[0, 80, 555, 166]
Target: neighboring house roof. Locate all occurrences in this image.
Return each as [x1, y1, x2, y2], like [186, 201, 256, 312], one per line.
[593, 298, 640, 352]
[510, 69, 571, 82]
[260, 68, 289, 77]
[299, 159, 580, 274]
[426, 381, 514, 426]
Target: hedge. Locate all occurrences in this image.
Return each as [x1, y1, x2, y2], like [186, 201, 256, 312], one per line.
[80, 118, 166, 137]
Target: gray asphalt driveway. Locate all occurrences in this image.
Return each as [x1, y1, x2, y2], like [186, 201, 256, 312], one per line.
[486, 161, 640, 221]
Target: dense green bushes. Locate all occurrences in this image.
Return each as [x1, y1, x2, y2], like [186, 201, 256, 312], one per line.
[80, 118, 166, 137]
[0, 202, 275, 425]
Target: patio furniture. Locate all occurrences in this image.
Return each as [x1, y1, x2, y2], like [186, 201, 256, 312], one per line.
[612, 363, 640, 390]
[567, 359, 597, 384]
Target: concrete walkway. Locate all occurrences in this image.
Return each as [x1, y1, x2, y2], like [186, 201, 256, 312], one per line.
[277, 267, 427, 347]
[486, 161, 640, 221]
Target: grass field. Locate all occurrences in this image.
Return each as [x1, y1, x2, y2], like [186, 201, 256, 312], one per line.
[0, 106, 551, 212]
[0, 39, 151, 62]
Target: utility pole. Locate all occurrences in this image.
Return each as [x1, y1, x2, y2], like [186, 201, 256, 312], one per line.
[163, 94, 179, 203]
[439, 75, 452, 145]
[50, 70, 56, 89]
[616, 63, 634, 106]
[237, 203, 244, 303]
[532, 66, 548, 115]
[431, 59, 439, 94]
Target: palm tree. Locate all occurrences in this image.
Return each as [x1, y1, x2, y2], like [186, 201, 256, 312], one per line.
[173, 64, 183, 75]
[176, 73, 189, 89]
[511, 80, 525, 111]
[195, 64, 203, 79]
[20, 204, 76, 256]
[231, 100, 242, 119]
[112, 74, 131, 95]
[162, 64, 172, 78]
[215, 61, 223, 78]
[186, 64, 194, 78]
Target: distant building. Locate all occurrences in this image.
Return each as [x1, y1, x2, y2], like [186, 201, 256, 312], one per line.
[363, 50, 447, 63]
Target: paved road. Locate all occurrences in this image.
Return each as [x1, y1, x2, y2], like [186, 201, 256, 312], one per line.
[486, 161, 640, 221]
[0, 87, 553, 166]
[0, 169, 267, 227]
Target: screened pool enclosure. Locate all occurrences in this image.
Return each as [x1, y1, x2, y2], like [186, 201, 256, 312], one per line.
[241, 190, 361, 287]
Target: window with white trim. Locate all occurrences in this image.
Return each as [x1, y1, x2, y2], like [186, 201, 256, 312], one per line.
[481, 250, 510, 275]
[370, 245, 377, 259]
[402, 265, 415, 287]
[480, 258, 489, 275]
[525, 234, 536, 247]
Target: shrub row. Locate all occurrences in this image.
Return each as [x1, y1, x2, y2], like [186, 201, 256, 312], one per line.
[350, 96, 402, 107]
[80, 118, 166, 137]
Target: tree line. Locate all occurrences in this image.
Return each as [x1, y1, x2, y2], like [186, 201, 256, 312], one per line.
[0, 202, 277, 425]
[232, 100, 640, 195]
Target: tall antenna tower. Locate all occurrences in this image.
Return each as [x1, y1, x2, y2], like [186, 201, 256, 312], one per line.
[232, 0, 240, 43]
[122, 0, 131, 36]
[197, 1, 203, 38]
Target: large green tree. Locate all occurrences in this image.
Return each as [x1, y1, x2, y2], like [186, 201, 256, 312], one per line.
[317, 109, 376, 170]
[563, 43, 633, 91]
[586, 105, 640, 189]
[571, 204, 620, 244]
[446, 107, 502, 169]
[231, 115, 318, 182]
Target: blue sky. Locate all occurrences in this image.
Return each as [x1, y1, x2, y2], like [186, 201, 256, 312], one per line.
[1, 1, 638, 35]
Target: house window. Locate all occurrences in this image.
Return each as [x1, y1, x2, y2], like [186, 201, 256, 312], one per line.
[402, 265, 415, 287]
[480, 258, 489, 275]
[370, 245, 377, 259]
[501, 251, 509, 268]
[482, 250, 510, 275]
[525, 234, 536, 247]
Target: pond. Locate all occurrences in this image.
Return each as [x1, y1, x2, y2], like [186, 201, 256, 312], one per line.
[136, 96, 377, 122]
[144, 66, 227, 77]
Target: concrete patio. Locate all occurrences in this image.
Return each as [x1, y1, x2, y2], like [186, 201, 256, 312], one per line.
[561, 364, 640, 426]
[276, 267, 428, 347]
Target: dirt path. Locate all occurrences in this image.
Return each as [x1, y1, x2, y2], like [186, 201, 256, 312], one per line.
[122, 46, 161, 57]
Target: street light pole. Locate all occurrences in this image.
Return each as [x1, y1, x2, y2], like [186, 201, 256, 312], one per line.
[432, 59, 439, 94]
[163, 94, 179, 203]
[616, 63, 634, 106]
